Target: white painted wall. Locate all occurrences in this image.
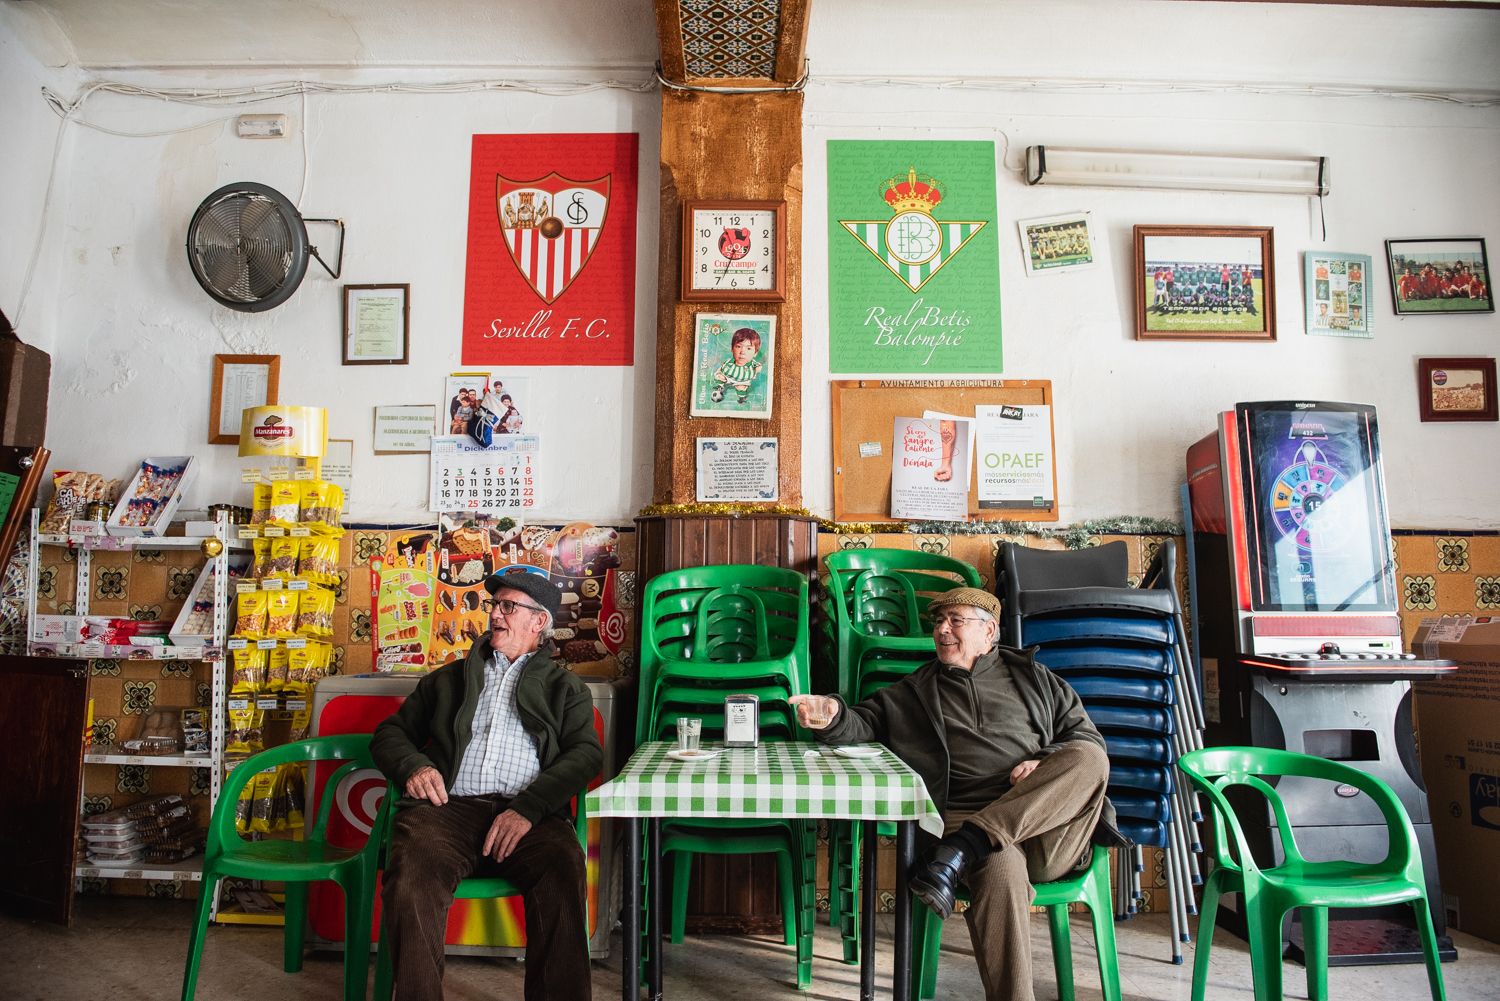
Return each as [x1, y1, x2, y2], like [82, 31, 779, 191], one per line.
[3, 1, 1498, 529]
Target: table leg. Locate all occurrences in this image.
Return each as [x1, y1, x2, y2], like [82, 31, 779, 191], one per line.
[648, 818, 663, 1001]
[624, 819, 640, 1001]
[860, 819, 876, 1001]
[895, 821, 915, 1001]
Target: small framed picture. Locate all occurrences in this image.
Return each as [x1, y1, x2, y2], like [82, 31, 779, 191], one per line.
[1417, 357, 1497, 423]
[1386, 238, 1493, 316]
[1017, 212, 1097, 276]
[1304, 252, 1372, 338]
[681, 200, 786, 303]
[1134, 225, 1276, 341]
[343, 284, 410, 364]
[209, 354, 279, 445]
[690, 313, 776, 419]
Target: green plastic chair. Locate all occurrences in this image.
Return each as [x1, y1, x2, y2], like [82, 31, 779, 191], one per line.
[181, 734, 394, 1001]
[910, 843, 1121, 1001]
[1177, 747, 1447, 1001]
[371, 795, 591, 1000]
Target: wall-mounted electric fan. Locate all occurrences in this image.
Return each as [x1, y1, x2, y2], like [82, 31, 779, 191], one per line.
[185, 181, 344, 312]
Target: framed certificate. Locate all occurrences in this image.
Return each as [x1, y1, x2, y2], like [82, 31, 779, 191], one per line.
[343, 283, 410, 364]
[209, 354, 279, 445]
[681, 199, 786, 302]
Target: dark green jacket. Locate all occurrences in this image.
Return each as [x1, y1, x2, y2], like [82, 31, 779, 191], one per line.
[371, 641, 602, 824]
[819, 644, 1128, 846]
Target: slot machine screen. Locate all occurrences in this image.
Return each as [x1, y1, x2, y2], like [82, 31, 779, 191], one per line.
[1235, 401, 1396, 613]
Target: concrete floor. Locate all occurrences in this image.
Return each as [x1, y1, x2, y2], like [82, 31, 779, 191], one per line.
[4, 897, 1498, 1000]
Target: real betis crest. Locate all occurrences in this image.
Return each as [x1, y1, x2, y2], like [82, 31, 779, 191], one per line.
[840, 168, 987, 292]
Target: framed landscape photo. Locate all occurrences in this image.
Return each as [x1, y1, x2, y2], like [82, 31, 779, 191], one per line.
[1386, 238, 1493, 316]
[1304, 252, 1372, 338]
[1017, 211, 1097, 276]
[689, 313, 776, 419]
[1417, 357, 1497, 423]
[1134, 225, 1275, 341]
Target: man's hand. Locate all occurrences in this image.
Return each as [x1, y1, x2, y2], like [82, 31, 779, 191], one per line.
[1009, 759, 1040, 785]
[405, 766, 449, 805]
[483, 809, 533, 862]
[788, 694, 839, 730]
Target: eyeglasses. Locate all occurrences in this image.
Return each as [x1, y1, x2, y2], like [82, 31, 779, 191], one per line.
[932, 612, 990, 629]
[482, 597, 546, 616]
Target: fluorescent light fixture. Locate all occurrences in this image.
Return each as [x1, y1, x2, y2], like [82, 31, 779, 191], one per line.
[1025, 146, 1329, 196]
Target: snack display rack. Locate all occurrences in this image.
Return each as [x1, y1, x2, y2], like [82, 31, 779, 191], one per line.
[27, 509, 238, 896]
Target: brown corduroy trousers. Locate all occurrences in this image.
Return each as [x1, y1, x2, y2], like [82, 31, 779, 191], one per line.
[381, 795, 591, 1001]
[944, 741, 1110, 1001]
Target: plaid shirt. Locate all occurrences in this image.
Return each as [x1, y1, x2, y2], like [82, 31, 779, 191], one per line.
[449, 650, 542, 797]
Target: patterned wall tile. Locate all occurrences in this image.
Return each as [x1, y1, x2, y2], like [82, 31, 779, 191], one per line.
[1436, 538, 1470, 573]
[1477, 576, 1500, 610]
[680, 0, 780, 79]
[1402, 575, 1437, 611]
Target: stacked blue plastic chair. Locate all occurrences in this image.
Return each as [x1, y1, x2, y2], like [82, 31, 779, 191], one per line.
[996, 540, 1207, 965]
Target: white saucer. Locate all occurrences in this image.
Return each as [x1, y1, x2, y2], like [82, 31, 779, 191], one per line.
[832, 745, 883, 759]
[667, 748, 722, 762]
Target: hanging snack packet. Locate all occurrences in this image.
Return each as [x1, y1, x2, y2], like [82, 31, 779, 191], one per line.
[296, 588, 335, 639]
[265, 590, 299, 638]
[231, 646, 268, 695]
[250, 483, 273, 526]
[299, 481, 343, 532]
[248, 768, 278, 834]
[286, 646, 316, 698]
[287, 707, 312, 741]
[234, 591, 268, 638]
[268, 482, 301, 526]
[299, 537, 339, 586]
[266, 646, 290, 694]
[281, 763, 306, 831]
[226, 705, 264, 757]
[250, 538, 270, 580]
[266, 537, 300, 580]
[234, 773, 256, 833]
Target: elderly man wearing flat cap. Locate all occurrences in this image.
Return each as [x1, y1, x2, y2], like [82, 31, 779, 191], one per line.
[791, 587, 1122, 1001]
[373, 570, 601, 1001]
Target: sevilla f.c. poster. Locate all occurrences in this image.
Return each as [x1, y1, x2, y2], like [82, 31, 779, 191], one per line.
[461, 133, 638, 366]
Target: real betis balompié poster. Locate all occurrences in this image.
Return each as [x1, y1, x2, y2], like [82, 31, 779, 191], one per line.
[828, 139, 1001, 374]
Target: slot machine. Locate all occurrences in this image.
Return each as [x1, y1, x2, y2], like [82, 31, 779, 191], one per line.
[1186, 400, 1456, 965]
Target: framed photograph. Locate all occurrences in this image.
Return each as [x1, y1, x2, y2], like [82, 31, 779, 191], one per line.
[690, 314, 776, 419]
[1385, 238, 1493, 316]
[209, 354, 279, 445]
[681, 199, 786, 303]
[1017, 212, 1097, 276]
[1134, 225, 1276, 341]
[343, 284, 410, 364]
[1417, 357, 1497, 423]
[1304, 252, 1372, 338]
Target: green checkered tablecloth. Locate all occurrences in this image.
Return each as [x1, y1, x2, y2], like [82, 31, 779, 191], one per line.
[587, 740, 943, 836]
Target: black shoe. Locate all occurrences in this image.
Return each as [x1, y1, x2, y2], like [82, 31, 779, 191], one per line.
[909, 844, 968, 920]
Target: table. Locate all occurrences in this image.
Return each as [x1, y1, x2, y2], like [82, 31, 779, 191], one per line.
[587, 740, 942, 1001]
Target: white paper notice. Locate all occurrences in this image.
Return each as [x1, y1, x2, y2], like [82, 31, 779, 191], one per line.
[323, 439, 354, 515]
[696, 438, 779, 502]
[890, 416, 969, 521]
[975, 404, 1055, 511]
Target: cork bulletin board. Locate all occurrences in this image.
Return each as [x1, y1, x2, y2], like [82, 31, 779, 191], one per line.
[830, 379, 1058, 523]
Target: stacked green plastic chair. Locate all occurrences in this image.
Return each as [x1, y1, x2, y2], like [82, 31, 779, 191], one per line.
[820, 549, 981, 961]
[636, 565, 816, 988]
[1178, 747, 1446, 1001]
[180, 734, 395, 1001]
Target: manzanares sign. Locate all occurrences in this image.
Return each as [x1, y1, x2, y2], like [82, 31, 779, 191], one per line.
[828, 139, 1001, 374]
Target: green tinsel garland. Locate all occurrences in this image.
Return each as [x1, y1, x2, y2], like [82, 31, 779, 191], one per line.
[822, 515, 1183, 549]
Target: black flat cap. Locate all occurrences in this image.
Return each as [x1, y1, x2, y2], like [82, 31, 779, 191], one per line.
[482, 569, 561, 618]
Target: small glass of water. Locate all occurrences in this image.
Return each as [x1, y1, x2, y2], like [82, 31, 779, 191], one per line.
[676, 717, 703, 753]
[800, 696, 836, 729]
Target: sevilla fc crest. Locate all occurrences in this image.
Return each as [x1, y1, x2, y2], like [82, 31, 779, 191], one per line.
[718, 227, 751, 261]
[495, 173, 611, 304]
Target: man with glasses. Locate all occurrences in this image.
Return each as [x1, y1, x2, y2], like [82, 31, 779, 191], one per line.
[791, 587, 1122, 1001]
[373, 571, 601, 1001]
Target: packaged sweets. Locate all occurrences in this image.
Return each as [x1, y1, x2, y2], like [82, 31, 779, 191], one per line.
[250, 538, 270, 579]
[298, 537, 339, 585]
[247, 768, 278, 834]
[231, 646, 267, 695]
[268, 482, 301, 526]
[234, 776, 256, 833]
[266, 537, 300, 579]
[226, 706, 264, 757]
[41, 471, 108, 534]
[265, 590, 299, 638]
[286, 647, 316, 698]
[299, 481, 343, 531]
[250, 483, 272, 525]
[180, 708, 209, 755]
[266, 646, 290, 694]
[234, 591, 268, 638]
[296, 588, 335, 639]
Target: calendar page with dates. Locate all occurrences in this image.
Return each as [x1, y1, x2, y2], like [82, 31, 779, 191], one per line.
[428, 434, 540, 513]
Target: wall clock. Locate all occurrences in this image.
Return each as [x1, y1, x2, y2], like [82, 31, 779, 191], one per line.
[681, 199, 786, 302]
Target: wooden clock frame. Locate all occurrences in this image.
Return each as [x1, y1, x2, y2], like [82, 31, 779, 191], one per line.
[680, 199, 787, 303]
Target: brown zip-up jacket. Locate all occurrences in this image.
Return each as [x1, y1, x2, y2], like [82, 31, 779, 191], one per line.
[817, 644, 1129, 846]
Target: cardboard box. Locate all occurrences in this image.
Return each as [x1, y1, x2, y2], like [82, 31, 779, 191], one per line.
[1411, 615, 1500, 944]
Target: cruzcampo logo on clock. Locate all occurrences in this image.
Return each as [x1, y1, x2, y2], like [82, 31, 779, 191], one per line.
[840, 168, 987, 292]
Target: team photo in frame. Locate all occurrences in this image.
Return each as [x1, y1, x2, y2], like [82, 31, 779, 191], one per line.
[1385, 238, 1492, 316]
[1017, 212, 1098, 276]
[1134, 225, 1276, 341]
